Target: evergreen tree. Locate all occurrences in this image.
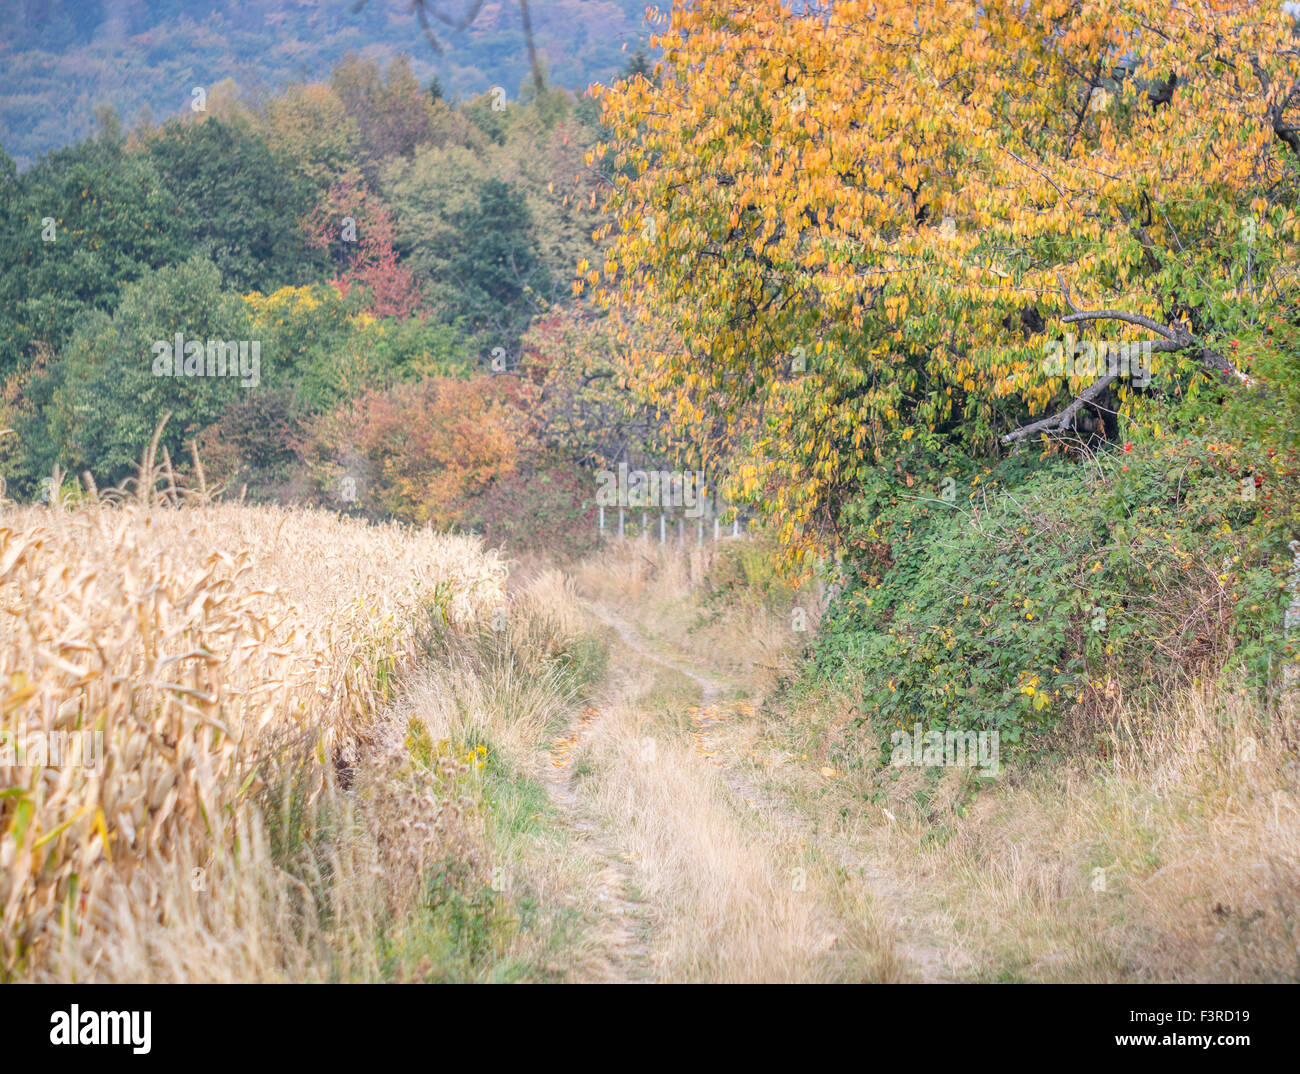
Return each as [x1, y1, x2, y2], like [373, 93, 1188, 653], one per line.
[443, 177, 548, 360]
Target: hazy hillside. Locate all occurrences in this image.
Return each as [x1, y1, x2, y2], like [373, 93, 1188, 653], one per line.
[0, 0, 651, 167]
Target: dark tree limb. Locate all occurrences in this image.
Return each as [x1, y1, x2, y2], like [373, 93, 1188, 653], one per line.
[353, 0, 543, 90]
[1001, 275, 1256, 446]
[1147, 71, 1178, 108]
[1117, 204, 1163, 274]
[1268, 90, 1300, 156]
[519, 0, 544, 94]
[1001, 374, 1118, 445]
[1062, 307, 1187, 343]
[1250, 57, 1300, 158]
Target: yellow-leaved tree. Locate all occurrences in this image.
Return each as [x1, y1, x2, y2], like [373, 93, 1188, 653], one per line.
[587, 0, 1300, 567]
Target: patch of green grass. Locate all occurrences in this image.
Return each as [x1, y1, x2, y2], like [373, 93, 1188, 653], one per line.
[481, 745, 553, 840]
[385, 703, 588, 981]
[372, 728, 580, 982]
[375, 859, 514, 983]
[555, 630, 612, 697]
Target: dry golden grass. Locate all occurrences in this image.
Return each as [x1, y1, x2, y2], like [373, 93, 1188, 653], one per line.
[0, 498, 507, 980]
[571, 537, 713, 605]
[556, 608, 901, 982]
[388, 571, 587, 765]
[14, 475, 1286, 983]
[573, 538, 799, 693]
[585, 540, 1300, 982]
[773, 676, 1300, 982]
[923, 683, 1300, 982]
[561, 541, 908, 980]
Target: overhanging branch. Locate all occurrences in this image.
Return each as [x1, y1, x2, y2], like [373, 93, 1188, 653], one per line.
[1001, 276, 1256, 446]
[1062, 308, 1188, 343]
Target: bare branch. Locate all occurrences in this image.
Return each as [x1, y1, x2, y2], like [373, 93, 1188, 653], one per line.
[1003, 297, 1257, 446]
[428, 0, 489, 31]
[1061, 308, 1187, 343]
[1056, 271, 1081, 314]
[413, 0, 445, 56]
[999, 147, 1074, 209]
[1001, 375, 1117, 445]
[519, 0, 544, 93]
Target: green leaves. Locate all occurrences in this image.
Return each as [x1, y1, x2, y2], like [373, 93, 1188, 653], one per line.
[0, 139, 188, 372]
[810, 429, 1291, 755]
[34, 255, 250, 485]
[143, 118, 320, 294]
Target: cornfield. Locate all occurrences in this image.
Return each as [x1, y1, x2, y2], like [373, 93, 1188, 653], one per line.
[0, 494, 506, 980]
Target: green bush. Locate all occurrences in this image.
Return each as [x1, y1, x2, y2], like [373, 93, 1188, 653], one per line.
[706, 534, 795, 610]
[807, 423, 1297, 764]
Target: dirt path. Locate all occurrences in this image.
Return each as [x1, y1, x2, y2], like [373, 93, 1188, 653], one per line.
[540, 700, 655, 983]
[582, 602, 963, 983]
[592, 606, 792, 816]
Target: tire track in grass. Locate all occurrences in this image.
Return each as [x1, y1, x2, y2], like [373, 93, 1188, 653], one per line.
[541, 701, 655, 983]
[586, 602, 959, 983]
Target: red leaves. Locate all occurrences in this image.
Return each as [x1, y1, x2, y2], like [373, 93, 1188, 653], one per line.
[306, 376, 531, 527]
[302, 175, 425, 320]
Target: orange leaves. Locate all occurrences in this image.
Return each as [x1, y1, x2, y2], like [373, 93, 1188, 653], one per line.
[307, 377, 529, 528]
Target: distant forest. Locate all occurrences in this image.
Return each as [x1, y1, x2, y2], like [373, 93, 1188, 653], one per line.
[0, 0, 651, 167]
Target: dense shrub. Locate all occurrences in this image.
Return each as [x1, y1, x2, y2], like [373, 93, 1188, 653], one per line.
[195, 388, 309, 501]
[461, 458, 599, 561]
[809, 422, 1299, 762]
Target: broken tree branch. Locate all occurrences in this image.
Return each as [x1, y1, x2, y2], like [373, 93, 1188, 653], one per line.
[1061, 308, 1187, 343]
[1001, 374, 1118, 445]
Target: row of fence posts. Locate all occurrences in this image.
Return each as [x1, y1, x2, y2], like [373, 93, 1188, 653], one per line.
[597, 493, 747, 544]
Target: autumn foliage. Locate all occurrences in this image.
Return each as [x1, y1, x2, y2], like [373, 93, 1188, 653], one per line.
[304, 174, 425, 320]
[589, 0, 1300, 566]
[304, 376, 531, 527]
